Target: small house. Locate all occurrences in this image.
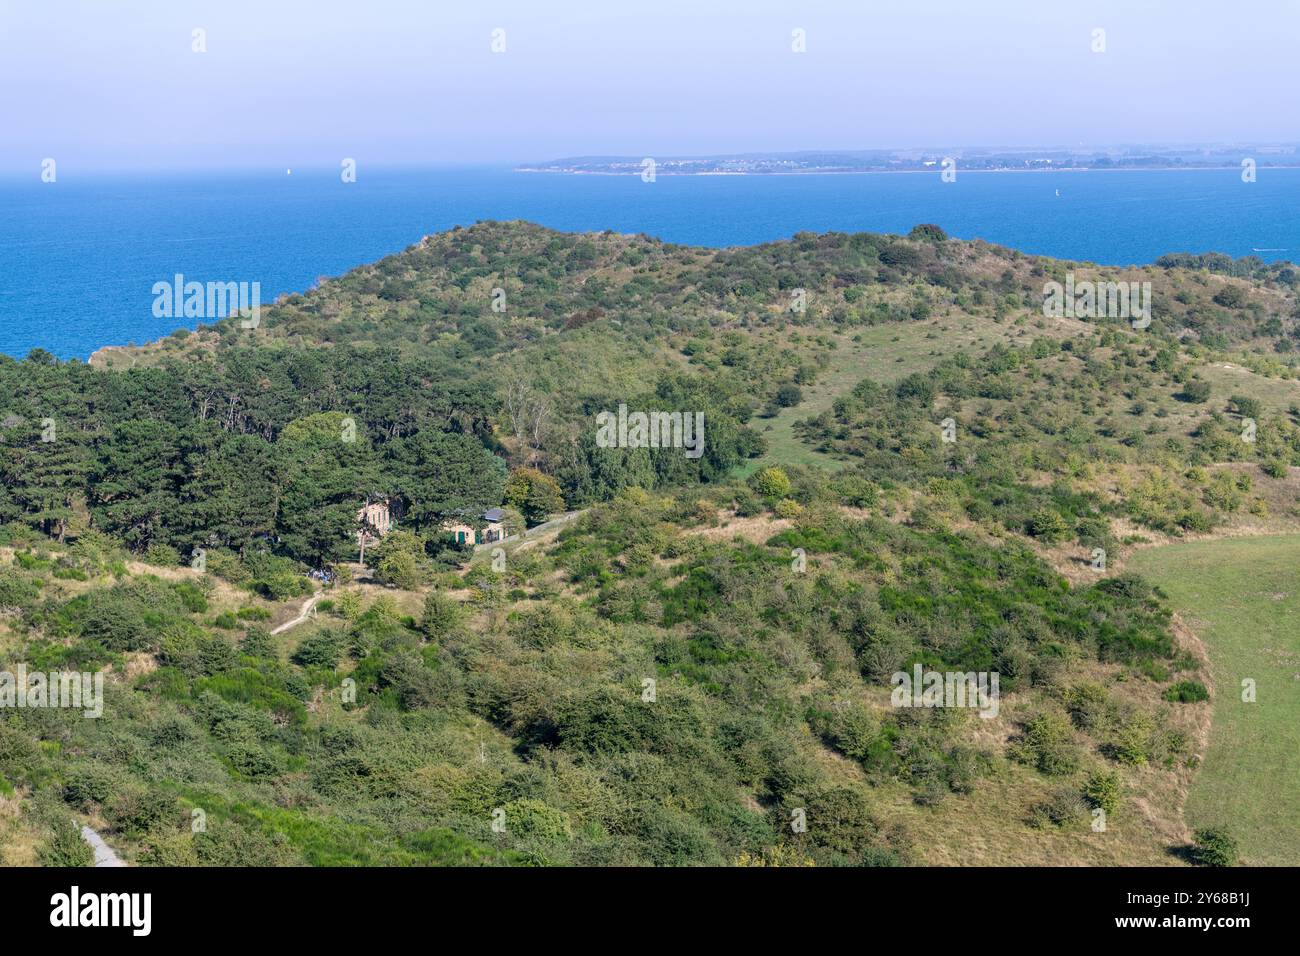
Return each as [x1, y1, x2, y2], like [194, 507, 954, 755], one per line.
[357, 500, 393, 551]
[443, 518, 474, 546]
[443, 507, 507, 546]
[480, 508, 506, 543]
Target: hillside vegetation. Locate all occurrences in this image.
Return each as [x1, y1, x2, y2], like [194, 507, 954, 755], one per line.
[2, 221, 1298, 866]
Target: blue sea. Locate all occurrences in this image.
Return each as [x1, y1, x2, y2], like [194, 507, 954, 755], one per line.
[2, 166, 1298, 360]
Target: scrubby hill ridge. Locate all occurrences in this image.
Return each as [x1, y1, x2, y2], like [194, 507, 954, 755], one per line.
[3, 221, 1298, 866]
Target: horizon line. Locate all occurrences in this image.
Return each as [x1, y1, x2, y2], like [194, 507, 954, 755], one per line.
[5, 141, 1300, 178]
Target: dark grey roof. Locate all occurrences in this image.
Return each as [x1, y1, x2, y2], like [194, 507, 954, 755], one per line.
[482, 507, 505, 522]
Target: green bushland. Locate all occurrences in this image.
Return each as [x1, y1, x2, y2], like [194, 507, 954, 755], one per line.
[4, 223, 1297, 866]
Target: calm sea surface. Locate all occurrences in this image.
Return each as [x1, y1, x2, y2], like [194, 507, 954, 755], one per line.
[2, 166, 1298, 359]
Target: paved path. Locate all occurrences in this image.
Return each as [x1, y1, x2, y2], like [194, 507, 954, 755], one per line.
[81, 826, 126, 867]
[474, 511, 583, 552]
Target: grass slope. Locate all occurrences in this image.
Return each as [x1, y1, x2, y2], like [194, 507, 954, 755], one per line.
[1129, 534, 1300, 865]
[739, 310, 1090, 476]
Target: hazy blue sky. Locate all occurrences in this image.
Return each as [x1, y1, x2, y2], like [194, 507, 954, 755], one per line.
[1, 0, 1296, 172]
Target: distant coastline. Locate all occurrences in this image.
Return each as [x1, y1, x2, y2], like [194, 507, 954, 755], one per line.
[518, 145, 1300, 177]
[518, 165, 1300, 176]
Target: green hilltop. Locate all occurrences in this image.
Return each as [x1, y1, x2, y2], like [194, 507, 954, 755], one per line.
[2, 221, 1298, 866]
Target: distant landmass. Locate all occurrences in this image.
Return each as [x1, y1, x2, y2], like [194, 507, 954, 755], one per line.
[519, 144, 1300, 175]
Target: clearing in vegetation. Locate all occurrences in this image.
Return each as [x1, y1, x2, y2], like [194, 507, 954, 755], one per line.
[1128, 534, 1300, 866]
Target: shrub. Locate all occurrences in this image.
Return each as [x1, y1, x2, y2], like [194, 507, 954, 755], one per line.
[0, 574, 40, 612]
[291, 630, 347, 669]
[171, 580, 209, 613]
[37, 816, 93, 867]
[143, 542, 182, 567]
[375, 549, 431, 590]
[143, 819, 302, 866]
[333, 590, 363, 621]
[879, 243, 922, 269]
[108, 786, 178, 837]
[377, 651, 444, 710]
[1229, 394, 1263, 419]
[224, 741, 283, 778]
[58, 579, 194, 652]
[1178, 381, 1212, 403]
[421, 591, 465, 640]
[212, 611, 239, 629]
[1106, 713, 1155, 766]
[1190, 826, 1239, 867]
[253, 568, 310, 601]
[205, 549, 252, 585]
[63, 764, 130, 810]
[808, 702, 881, 765]
[501, 798, 573, 843]
[796, 786, 905, 865]
[909, 224, 947, 242]
[240, 625, 276, 659]
[1029, 786, 1088, 829]
[775, 383, 804, 407]
[1176, 509, 1214, 533]
[752, 467, 793, 499]
[835, 474, 879, 508]
[1013, 711, 1080, 776]
[149, 714, 202, 749]
[1212, 286, 1247, 308]
[1065, 682, 1113, 733]
[1163, 680, 1210, 703]
[774, 498, 804, 519]
[365, 530, 433, 590]
[735, 845, 816, 867]
[1083, 769, 1122, 815]
[1028, 508, 1070, 543]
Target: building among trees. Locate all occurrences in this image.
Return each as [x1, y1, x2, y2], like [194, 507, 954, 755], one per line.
[356, 500, 393, 553]
[442, 507, 506, 545]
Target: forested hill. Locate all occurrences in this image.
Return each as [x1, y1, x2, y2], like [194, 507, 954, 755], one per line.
[3, 222, 1300, 867]
[3, 221, 1299, 570]
[4, 220, 1300, 573]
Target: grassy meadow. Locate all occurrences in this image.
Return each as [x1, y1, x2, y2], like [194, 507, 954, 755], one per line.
[1129, 535, 1300, 865]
